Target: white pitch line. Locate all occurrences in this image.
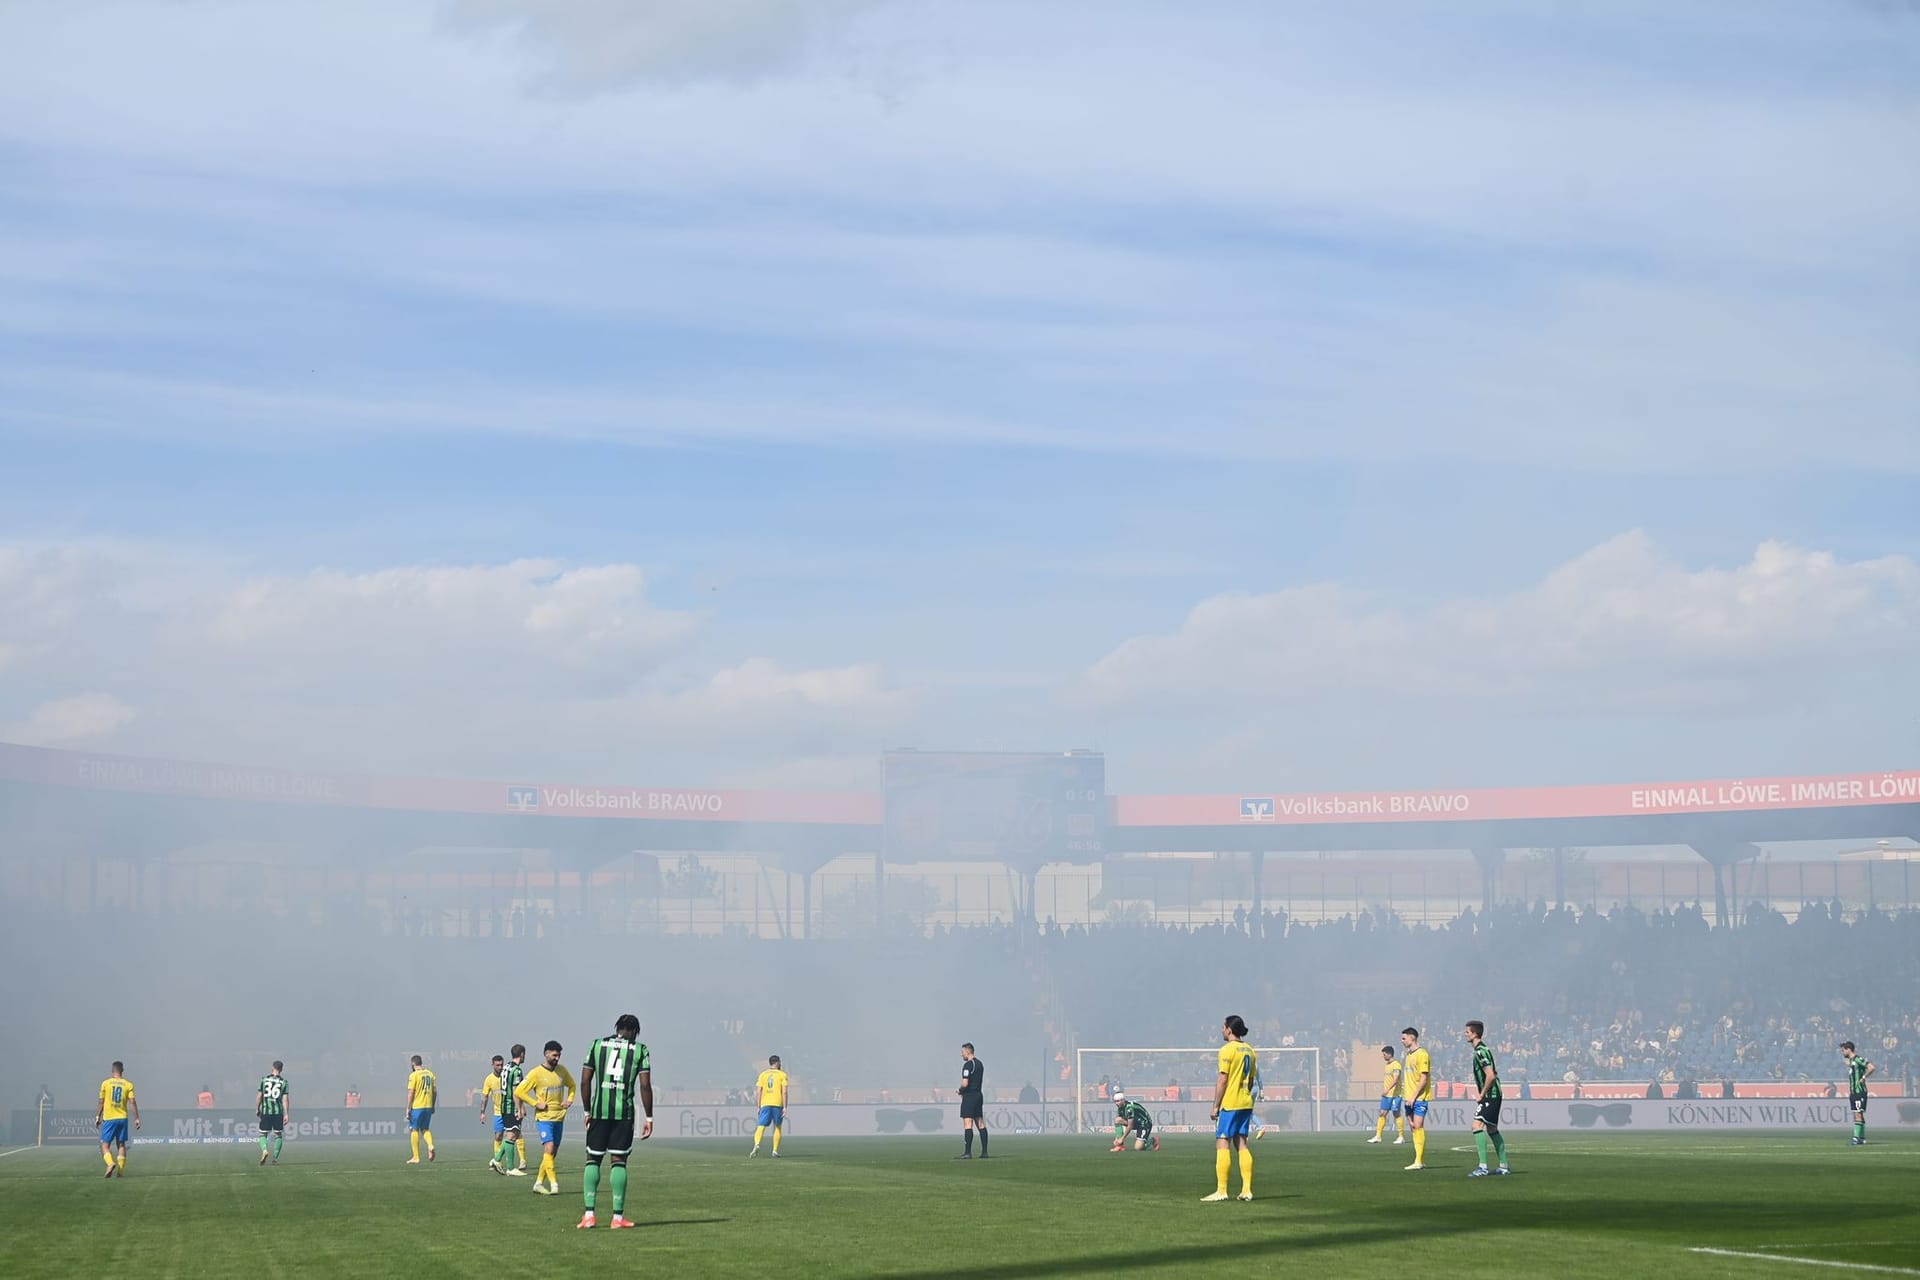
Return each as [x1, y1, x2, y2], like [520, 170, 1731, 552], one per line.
[1745, 1245, 1910, 1251]
[0, 1146, 38, 1159]
[1689, 1247, 1920, 1275]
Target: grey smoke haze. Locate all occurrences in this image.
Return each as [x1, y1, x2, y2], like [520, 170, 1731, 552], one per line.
[1, 0, 1917, 1145]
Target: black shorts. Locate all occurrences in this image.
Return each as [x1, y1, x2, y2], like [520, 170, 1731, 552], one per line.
[959, 1093, 984, 1120]
[585, 1117, 636, 1158]
[1849, 1092, 1869, 1114]
[1474, 1097, 1502, 1129]
[258, 1113, 284, 1133]
[1127, 1120, 1153, 1136]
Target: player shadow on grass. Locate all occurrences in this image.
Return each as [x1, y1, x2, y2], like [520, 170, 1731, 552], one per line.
[626, 1217, 731, 1228]
[875, 1196, 1909, 1280]
[874, 1223, 1476, 1279]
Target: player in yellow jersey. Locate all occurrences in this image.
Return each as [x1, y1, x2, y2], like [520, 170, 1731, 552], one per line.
[96, 1061, 140, 1178]
[1400, 1028, 1432, 1170]
[404, 1054, 438, 1164]
[750, 1054, 790, 1157]
[479, 1055, 504, 1168]
[1204, 1014, 1257, 1202]
[1368, 1045, 1406, 1144]
[513, 1039, 577, 1196]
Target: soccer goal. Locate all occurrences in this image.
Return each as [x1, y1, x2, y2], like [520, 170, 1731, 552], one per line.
[1073, 1046, 1323, 1134]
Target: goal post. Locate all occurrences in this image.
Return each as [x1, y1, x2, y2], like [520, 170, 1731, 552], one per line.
[1073, 1046, 1323, 1134]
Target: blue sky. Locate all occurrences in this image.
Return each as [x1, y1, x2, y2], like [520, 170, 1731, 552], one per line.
[1, 0, 1916, 793]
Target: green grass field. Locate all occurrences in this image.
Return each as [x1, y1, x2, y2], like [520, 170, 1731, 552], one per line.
[1, 1132, 1914, 1278]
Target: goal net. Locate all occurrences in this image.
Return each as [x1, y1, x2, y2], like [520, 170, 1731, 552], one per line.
[1073, 1046, 1323, 1134]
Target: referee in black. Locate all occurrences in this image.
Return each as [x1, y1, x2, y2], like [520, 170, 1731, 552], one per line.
[958, 1042, 988, 1158]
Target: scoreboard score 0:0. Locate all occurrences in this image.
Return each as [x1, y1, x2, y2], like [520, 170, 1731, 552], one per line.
[881, 751, 1107, 863]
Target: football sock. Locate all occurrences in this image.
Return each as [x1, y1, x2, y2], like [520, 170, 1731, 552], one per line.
[1414, 1129, 1427, 1163]
[492, 1138, 506, 1164]
[610, 1163, 628, 1213]
[754, 1125, 766, 1146]
[1474, 1130, 1489, 1166]
[104, 1150, 115, 1170]
[1115, 1124, 1127, 1143]
[1491, 1130, 1507, 1163]
[978, 1127, 988, 1155]
[963, 1129, 973, 1155]
[409, 1132, 420, 1161]
[1396, 1115, 1405, 1136]
[116, 1154, 126, 1172]
[583, 1160, 600, 1210]
[1237, 1147, 1253, 1193]
[271, 1134, 283, 1160]
[541, 1153, 556, 1184]
[259, 1135, 271, 1157]
[1374, 1115, 1386, 1139]
[1214, 1147, 1230, 1193]
[1855, 1122, 1866, 1140]
[771, 1127, 781, 1154]
[423, 1130, 433, 1155]
[516, 1137, 527, 1165]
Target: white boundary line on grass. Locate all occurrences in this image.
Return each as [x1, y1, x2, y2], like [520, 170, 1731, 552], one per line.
[1689, 1248, 1920, 1275]
[0, 1146, 39, 1159]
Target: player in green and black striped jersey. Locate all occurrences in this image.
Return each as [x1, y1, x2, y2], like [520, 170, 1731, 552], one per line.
[256, 1061, 290, 1166]
[1465, 1021, 1509, 1177]
[1841, 1041, 1875, 1145]
[577, 1014, 654, 1230]
[491, 1045, 528, 1174]
[1111, 1093, 1159, 1152]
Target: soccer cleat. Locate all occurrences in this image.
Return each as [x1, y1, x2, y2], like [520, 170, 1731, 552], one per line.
[747, 1145, 759, 1157]
[1150, 1135, 1159, 1151]
[1366, 1136, 1381, 1144]
[1468, 1166, 1490, 1177]
[534, 1181, 557, 1195]
[770, 1150, 780, 1158]
[488, 1159, 501, 1174]
[955, 1153, 971, 1160]
[1110, 1144, 1125, 1153]
[1236, 1191, 1253, 1201]
[1404, 1162, 1425, 1171]
[405, 1157, 420, 1165]
[577, 1212, 595, 1229]
[260, 1148, 270, 1166]
[104, 1164, 115, 1179]
[271, 1159, 279, 1165]
[1393, 1135, 1406, 1145]
[426, 1147, 436, 1162]
[505, 1167, 527, 1177]
[1496, 1166, 1511, 1175]
[609, 1216, 635, 1230]
[1201, 1190, 1230, 1202]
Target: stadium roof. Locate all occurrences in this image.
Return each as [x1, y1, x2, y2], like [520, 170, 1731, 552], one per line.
[2, 742, 1917, 867]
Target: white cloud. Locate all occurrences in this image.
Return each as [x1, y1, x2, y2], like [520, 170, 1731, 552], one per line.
[442, 0, 892, 92]
[0, 542, 916, 780]
[1075, 532, 1920, 715]
[3, 692, 136, 746]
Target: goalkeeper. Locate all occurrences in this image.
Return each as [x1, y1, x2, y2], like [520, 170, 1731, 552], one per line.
[1110, 1092, 1160, 1152]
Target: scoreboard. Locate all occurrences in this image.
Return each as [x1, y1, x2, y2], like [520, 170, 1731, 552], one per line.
[882, 750, 1106, 864]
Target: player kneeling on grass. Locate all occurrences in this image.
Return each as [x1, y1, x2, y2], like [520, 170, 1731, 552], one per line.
[1111, 1093, 1159, 1151]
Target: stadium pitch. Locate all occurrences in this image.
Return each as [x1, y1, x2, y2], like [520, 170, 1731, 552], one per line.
[1, 1133, 1914, 1277]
